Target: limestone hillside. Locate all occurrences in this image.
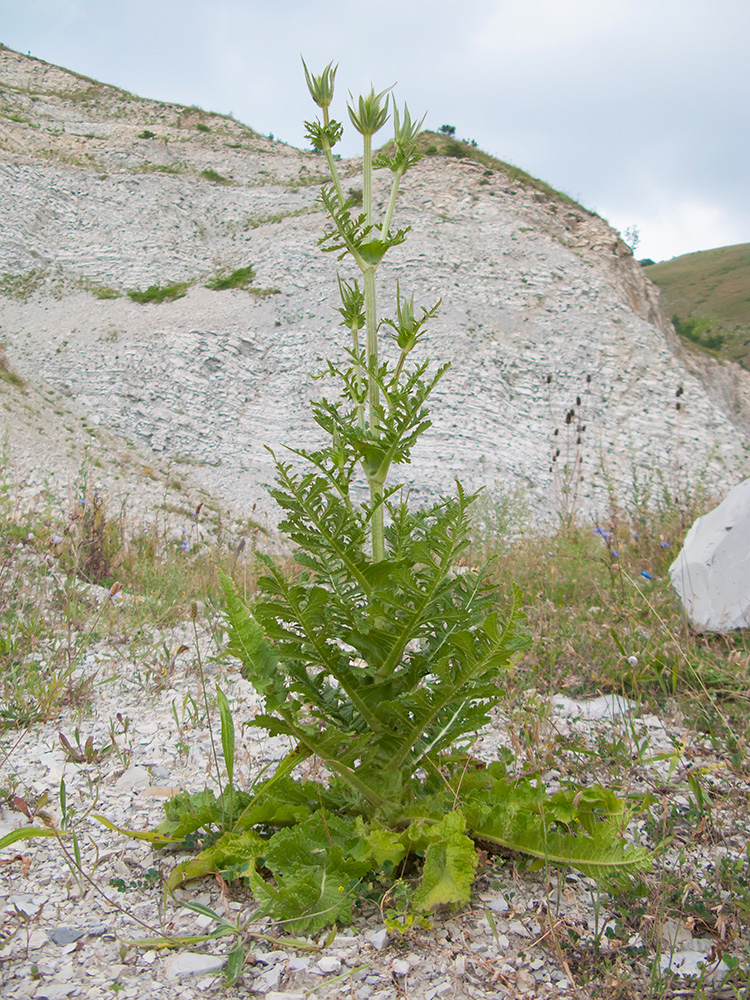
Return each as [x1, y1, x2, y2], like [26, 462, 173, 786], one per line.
[1, 43, 748, 539]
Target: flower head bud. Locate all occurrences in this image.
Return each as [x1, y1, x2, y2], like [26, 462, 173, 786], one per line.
[375, 102, 427, 174]
[348, 86, 392, 137]
[336, 276, 365, 332]
[382, 283, 440, 353]
[302, 57, 338, 110]
[394, 103, 426, 155]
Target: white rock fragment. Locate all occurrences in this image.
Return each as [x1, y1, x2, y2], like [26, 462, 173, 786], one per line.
[507, 920, 532, 938]
[316, 955, 342, 974]
[113, 765, 150, 792]
[254, 964, 283, 991]
[365, 926, 388, 950]
[165, 952, 226, 978]
[659, 950, 733, 981]
[287, 955, 310, 971]
[33, 986, 79, 1000]
[658, 918, 694, 950]
[552, 694, 637, 719]
[479, 890, 509, 913]
[391, 958, 410, 976]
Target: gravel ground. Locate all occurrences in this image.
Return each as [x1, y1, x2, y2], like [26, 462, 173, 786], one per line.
[1, 561, 748, 999]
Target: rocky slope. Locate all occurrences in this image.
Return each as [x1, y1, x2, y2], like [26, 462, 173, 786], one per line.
[1, 44, 748, 533]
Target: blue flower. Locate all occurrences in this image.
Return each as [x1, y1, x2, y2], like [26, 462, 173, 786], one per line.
[611, 550, 619, 558]
[640, 571, 652, 580]
[660, 540, 670, 548]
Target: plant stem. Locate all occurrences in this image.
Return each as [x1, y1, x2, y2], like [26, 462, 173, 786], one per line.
[362, 263, 385, 562]
[370, 478, 385, 563]
[381, 170, 402, 237]
[363, 266, 379, 430]
[322, 107, 345, 208]
[363, 133, 373, 228]
[351, 326, 366, 430]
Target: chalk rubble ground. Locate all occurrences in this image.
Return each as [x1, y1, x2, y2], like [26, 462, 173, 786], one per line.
[1, 581, 748, 999]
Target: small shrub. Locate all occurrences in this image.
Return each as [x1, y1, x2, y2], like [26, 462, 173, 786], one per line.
[127, 282, 190, 304]
[200, 169, 231, 184]
[673, 313, 725, 352]
[91, 285, 120, 300]
[134, 164, 183, 175]
[0, 346, 25, 390]
[0, 269, 45, 301]
[138, 129, 156, 139]
[195, 122, 210, 133]
[444, 140, 467, 158]
[204, 265, 256, 291]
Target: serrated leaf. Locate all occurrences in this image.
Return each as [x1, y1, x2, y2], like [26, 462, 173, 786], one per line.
[462, 776, 651, 877]
[243, 812, 372, 934]
[167, 829, 267, 891]
[360, 820, 408, 868]
[219, 573, 287, 713]
[412, 828, 478, 911]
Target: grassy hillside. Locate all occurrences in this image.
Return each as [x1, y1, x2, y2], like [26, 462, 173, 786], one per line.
[381, 129, 591, 212]
[645, 243, 750, 369]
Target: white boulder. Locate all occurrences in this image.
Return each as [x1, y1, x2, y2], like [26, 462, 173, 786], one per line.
[670, 478, 750, 632]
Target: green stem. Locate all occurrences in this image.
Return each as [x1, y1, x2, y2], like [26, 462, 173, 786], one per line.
[323, 107, 345, 208]
[381, 169, 403, 237]
[369, 477, 385, 563]
[363, 264, 385, 562]
[393, 348, 408, 386]
[363, 266, 379, 429]
[351, 326, 365, 430]
[363, 132, 373, 228]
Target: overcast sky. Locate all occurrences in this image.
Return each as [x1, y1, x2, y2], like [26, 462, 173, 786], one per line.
[2, 0, 748, 262]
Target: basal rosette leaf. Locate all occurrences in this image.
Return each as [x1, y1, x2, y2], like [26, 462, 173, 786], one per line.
[167, 828, 267, 891]
[155, 789, 227, 840]
[357, 818, 408, 869]
[245, 812, 372, 934]
[409, 812, 479, 912]
[461, 776, 651, 877]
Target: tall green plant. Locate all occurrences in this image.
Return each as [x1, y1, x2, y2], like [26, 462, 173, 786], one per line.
[137, 63, 649, 934]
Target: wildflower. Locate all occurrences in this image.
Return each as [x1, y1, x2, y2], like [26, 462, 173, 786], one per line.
[660, 540, 670, 548]
[611, 550, 619, 558]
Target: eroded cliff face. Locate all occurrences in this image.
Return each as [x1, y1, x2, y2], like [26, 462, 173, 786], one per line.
[1, 46, 747, 530]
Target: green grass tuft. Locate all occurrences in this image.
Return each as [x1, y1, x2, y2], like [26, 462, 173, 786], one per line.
[127, 282, 190, 304]
[204, 265, 256, 291]
[0, 269, 46, 301]
[200, 168, 231, 184]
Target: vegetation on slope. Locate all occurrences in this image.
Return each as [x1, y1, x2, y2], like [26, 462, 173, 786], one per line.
[407, 129, 591, 211]
[645, 243, 750, 370]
